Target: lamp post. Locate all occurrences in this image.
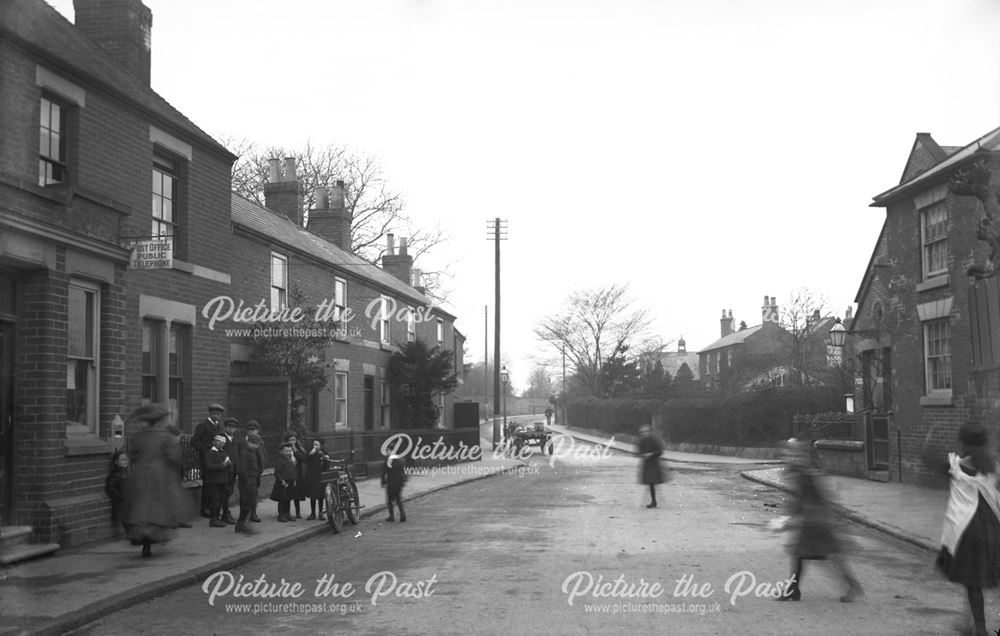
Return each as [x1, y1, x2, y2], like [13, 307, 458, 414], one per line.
[501, 366, 509, 441]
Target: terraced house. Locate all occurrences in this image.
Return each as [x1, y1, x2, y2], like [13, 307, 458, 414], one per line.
[0, 0, 464, 552]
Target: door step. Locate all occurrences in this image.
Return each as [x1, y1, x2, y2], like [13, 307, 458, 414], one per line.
[0, 526, 60, 566]
[866, 470, 890, 483]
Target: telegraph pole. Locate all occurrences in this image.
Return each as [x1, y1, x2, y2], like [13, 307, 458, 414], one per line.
[487, 218, 507, 446]
[483, 305, 488, 411]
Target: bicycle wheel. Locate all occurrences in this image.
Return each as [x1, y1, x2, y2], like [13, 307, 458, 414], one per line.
[325, 483, 343, 533]
[344, 482, 360, 525]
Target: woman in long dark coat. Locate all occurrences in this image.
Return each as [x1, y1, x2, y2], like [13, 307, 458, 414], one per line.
[120, 404, 195, 557]
[637, 424, 666, 508]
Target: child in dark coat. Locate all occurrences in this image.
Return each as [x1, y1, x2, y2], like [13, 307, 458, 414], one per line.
[303, 439, 329, 520]
[235, 433, 264, 535]
[381, 453, 407, 522]
[104, 449, 130, 537]
[271, 443, 298, 522]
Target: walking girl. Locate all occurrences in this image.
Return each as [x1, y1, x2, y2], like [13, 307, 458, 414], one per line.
[776, 438, 863, 603]
[924, 421, 1000, 636]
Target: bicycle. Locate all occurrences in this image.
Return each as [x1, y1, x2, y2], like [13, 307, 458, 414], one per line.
[321, 451, 363, 533]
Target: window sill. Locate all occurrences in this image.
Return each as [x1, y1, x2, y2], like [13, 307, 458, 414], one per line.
[920, 394, 954, 407]
[64, 425, 115, 456]
[917, 275, 949, 293]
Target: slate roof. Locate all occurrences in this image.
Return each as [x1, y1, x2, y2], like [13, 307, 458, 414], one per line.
[873, 125, 1000, 206]
[2, 0, 234, 160]
[700, 324, 765, 353]
[232, 193, 454, 318]
[656, 351, 700, 380]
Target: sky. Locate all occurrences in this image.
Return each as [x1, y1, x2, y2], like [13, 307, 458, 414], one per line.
[48, 0, 1000, 393]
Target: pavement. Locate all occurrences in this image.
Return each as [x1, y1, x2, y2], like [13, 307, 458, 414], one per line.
[0, 421, 951, 636]
[0, 430, 526, 636]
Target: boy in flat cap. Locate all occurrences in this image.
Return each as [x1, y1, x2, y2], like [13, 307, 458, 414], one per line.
[203, 434, 231, 528]
[220, 417, 240, 524]
[192, 404, 226, 517]
[243, 420, 267, 522]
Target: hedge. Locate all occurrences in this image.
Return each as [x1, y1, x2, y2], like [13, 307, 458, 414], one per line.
[563, 387, 842, 446]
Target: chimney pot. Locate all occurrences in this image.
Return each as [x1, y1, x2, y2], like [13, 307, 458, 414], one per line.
[399, 237, 408, 256]
[268, 158, 281, 183]
[387, 233, 396, 256]
[283, 157, 297, 182]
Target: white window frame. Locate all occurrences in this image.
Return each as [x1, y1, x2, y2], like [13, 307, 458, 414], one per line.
[436, 318, 444, 345]
[920, 201, 948, 281]
[437, 393, 445, 428]
[379, 295, 391, 345]
[39, 95, 67, 186]
[152, 155, 177, 241]
[381, 380, 390, 429]
[335, 371, 348, 427]
[270, 252, 288, 311]
[334, 277, 347, 336]
[407, 306, 416, 342]
[923, 318, 952, 396]
[67, 280, 99, 432]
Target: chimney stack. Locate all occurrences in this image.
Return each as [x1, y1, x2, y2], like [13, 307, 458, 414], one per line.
[412, 268, 427, 294]
[762, 295, 780, 324]
[720, 309, 734, 337]
[263, 157, 301, 225]
[382, 235, 413, 285]
[306, 180, 352, 251]
[74, 0, 153, 85]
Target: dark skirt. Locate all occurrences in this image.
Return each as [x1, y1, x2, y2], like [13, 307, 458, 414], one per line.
[239, 479, 260, 508]
[936, 494, 1000, 588]
[792, 521, 840, 558]
[270, 480, 294, 503]
[639, 457, 665, 485]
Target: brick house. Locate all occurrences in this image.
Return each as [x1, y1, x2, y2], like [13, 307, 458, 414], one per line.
[853, 127, 1000, 485]
[699, 298, 793, 390]
[0, 0, 235, 547]
[225, 160, 463, 456]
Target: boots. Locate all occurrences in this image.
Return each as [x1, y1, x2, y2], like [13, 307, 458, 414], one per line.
[840, 579, 863, 603]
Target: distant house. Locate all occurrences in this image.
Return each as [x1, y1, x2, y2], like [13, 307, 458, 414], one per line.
[851, 127, 1000, 485]
[699, 298, 792, 390]
[699, 298, 840, 391]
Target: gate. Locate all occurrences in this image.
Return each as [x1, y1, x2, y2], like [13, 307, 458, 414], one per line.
[866, 412, 890, 470]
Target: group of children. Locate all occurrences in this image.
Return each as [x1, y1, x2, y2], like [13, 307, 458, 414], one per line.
[107, 422, 410, 541]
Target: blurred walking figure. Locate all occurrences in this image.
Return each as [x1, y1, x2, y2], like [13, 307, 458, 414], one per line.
[637, 424, 667, 508]
[924, 421, 1000, 636]
[120, 404, 195, 557]
[776, 438, 862, 602]
[303, 439, 329, 520]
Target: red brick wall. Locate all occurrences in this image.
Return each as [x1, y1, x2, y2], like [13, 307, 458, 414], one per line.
[858, 186, 994, 486]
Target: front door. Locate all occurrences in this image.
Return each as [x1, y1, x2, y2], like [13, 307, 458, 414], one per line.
[0, 321, 15, 525]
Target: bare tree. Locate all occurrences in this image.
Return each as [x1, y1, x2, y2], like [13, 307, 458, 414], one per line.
[522, 364, 554, 399]
[535, 284, 660, 398]
[780, 287, 831, 387]
[227, 138, 452, 300]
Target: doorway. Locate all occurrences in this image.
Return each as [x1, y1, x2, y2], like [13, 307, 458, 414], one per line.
[0, 321, 15, 525]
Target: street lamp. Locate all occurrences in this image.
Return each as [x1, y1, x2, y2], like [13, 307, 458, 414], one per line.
[500, 366, 509, 440]
[828, 318, 847, 348]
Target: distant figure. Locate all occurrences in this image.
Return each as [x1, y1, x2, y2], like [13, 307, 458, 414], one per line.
[382, 453, 407, 522]
[637, 424, 667, 508]
[924, 421, 1000, 636]
[776, 438, 862, 603]
[545, 407, 554, 426]
[120, 404, 195, 557]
